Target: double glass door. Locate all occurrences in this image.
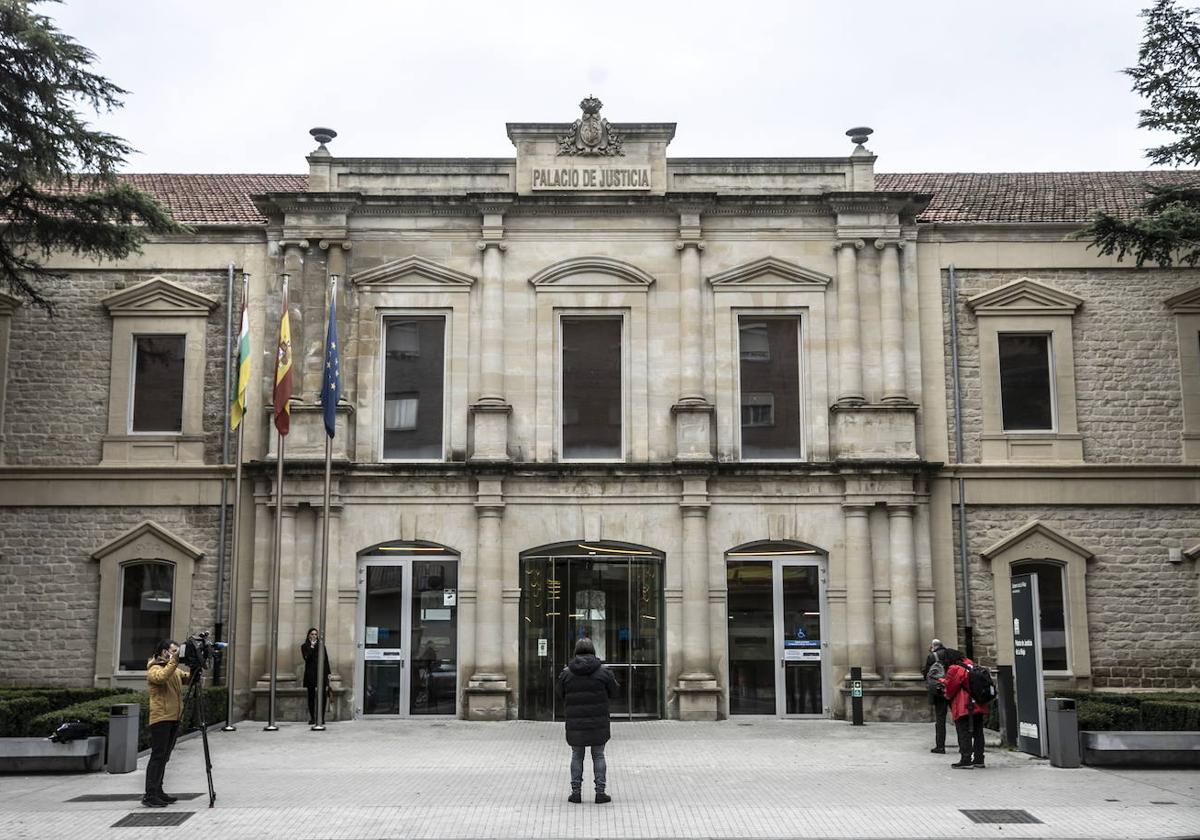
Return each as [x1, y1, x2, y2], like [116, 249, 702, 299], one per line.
[520, 549, 663, 720]
[727, 557, 827, 717]
[356, 556, 458, 717]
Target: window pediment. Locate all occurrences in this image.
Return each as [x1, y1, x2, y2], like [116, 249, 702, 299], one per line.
[351, 255, 477, 290]
[1165, 286, 1200, 314]
[981, 520, 1094, 565]
[966, 278, 1082, 316]
[92, 521, 205, 565]
[529, 256, 655, 289]
[102, 277, 218, 317]
[708, 257, 831, 290]
[0, 290, 20, 317]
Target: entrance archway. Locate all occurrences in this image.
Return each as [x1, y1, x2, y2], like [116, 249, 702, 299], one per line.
[725, 540, 829, 717]
[519, 540, 664, 720]
[354, 540, 459, 718]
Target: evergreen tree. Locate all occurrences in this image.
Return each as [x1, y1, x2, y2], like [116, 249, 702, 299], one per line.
[1080, 0, 1200, 266]
[0, 0, 185, 311]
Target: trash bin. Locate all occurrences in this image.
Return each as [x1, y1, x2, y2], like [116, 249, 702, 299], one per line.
[107, 703, 140, 774]
[1045, 697, 1081, 768]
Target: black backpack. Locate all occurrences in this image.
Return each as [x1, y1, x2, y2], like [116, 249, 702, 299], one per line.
[925, 650, 946, 695]
[966, 663, 997, 706]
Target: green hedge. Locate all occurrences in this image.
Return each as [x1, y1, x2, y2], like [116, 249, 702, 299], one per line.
[25, 686, 228, 752]
[1076, 699, 1142, 731]
[0, 688, 131, 737]
[1140, 700, 1200, 731]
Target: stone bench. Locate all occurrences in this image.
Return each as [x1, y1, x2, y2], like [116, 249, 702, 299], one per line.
[0, 737, 106, 772]
[1081, 731, 1200, 768]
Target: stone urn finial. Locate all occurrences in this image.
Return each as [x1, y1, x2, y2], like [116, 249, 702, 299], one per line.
[309, 127, 338, 151]
[846, 126, 874, 148]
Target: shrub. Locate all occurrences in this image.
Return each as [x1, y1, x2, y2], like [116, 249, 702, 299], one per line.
[1076, 699, 1141, 731]
[26, 685, 228, 752]
[1140, 700, 1200, 731]
[0, 688, 131, 736]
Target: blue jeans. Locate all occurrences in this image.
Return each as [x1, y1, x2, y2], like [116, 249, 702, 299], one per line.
[570, 744, 607, 792]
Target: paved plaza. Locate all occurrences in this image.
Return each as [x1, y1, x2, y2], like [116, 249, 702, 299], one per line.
[1, 719, 1197, 839]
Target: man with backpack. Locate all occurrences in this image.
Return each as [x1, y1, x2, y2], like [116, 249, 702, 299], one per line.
[921, 638, 948, 754]
[940, 649, 991, 769]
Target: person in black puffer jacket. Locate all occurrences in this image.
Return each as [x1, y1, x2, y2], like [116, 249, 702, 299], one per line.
[555, 637, 620, 804]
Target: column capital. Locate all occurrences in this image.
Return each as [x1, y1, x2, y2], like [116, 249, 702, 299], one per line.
[886, 503, 916, 516]
[317, 239, 352, 251]
[278, 238, 310, 251]
[675, 238, 705, 252]
[841, 502, 873, 514]
[476, 239, 507, 252]
[833, 238, 865, 252]
[874, 238, 905, 251]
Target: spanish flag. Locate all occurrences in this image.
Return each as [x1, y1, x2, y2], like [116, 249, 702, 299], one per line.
[230, 284, 251, 430]
[273, 281, 293, 436]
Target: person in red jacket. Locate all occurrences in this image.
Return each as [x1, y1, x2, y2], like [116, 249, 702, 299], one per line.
[941, 649, 987, 769]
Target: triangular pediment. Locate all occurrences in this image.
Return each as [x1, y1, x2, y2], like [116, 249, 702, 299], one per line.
[102, 277, 218, 317]
[0, 290, 20, 317]
[92, 521, 205, 563]
[981, 520, 1094, 563]
[707, 257, 831, 289]
[351, 255, 476, 289]
[529, 257, 656, 288]
[1165, 286, 1200, 314]
[966, 278, 1082, 316]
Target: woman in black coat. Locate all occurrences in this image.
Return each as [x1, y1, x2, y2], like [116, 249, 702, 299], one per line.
[555, 637, 620, 804]
[299, 628, 332, 725]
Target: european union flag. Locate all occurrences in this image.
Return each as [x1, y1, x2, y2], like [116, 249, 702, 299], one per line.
[319, 288, 341, 438]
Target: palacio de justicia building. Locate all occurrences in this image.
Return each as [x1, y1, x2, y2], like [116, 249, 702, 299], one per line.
[1, 99, 1196, 722]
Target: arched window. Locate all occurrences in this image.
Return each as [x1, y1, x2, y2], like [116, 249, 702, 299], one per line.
[118, 562, 174, 671]
[1012, 560, 1068, 671]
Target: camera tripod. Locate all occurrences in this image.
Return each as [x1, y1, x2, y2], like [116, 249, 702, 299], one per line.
[181, 661, 216, 808]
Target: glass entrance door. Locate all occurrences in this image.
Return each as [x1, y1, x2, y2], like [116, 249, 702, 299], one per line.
[356, 555, 458, 717]
[520, 545, 663, 720]
[727, 554, 827, 717]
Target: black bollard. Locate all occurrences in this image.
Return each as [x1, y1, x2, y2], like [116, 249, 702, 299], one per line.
[850, 666, 864, 726]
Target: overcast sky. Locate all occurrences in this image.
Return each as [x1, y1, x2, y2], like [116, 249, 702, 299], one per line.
[48, 0, 1160, 174]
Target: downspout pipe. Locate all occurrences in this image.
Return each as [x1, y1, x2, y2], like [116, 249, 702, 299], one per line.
[215, 262, 235, 676]
[948, 264, 973, 658]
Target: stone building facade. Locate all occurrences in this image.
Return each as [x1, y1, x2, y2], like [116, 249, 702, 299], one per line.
[0, 103, 1196, 721]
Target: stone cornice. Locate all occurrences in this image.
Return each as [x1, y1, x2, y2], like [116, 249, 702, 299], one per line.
[707, 256, 831, 288]
[91, 520, 206, 562]
[350, 254, 477, 289]
[825, 191, 932, 218]
[0, 290, 21, 316]
[252, 192, 363, 217]
[1165, 285, 1200, 314]
[528, 256, 656, 288]
[980, 519, 1095, 562]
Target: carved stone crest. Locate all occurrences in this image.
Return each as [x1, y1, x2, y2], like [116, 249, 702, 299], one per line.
[557, 96, 624, 157]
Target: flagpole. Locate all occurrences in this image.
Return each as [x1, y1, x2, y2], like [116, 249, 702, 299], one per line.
[313, 273, 338, 731]
[223, 273, 250, 732]
[266, 273, 289, 732]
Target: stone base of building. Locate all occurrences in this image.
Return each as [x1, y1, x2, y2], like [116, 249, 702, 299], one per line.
[250, 684, 349, 723]
[676, 675, 722, 721]
[836, 679, 930, 722]
[464, 676, 510, 721]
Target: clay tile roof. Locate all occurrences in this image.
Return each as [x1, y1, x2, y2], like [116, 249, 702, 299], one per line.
[101, 170, 1200, 226]
[115, 174, 307, 225]
[876, 171, 1200, 224]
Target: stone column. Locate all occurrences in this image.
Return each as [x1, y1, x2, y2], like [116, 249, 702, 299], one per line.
[875, 240, 908, 403]
[677, 476, 720, 719]
[673, 212, 714, 460]
[470, 210, 511, 461]
[887, 504, 921, 678]
[466, 476, 508, 719]
[834, 239, 865, 404]
[843, 504, 878, 679]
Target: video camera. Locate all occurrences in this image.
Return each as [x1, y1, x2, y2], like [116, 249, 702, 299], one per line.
[180, 630, 226, 671]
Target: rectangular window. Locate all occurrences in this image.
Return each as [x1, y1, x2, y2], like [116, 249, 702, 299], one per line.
[131, 335, 185, 432]
[998, 333, 1054, 431]
[739, 316, 801, 459]
[383, 317, 445, 459]
[118, 562, 174, 671]
[562, 317, 622, 459]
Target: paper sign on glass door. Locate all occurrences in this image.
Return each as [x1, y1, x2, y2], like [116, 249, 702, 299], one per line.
[366, 626, 379, 645]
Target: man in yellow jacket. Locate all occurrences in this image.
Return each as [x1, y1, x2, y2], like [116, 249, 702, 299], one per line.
[144, 639, 189, 808]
